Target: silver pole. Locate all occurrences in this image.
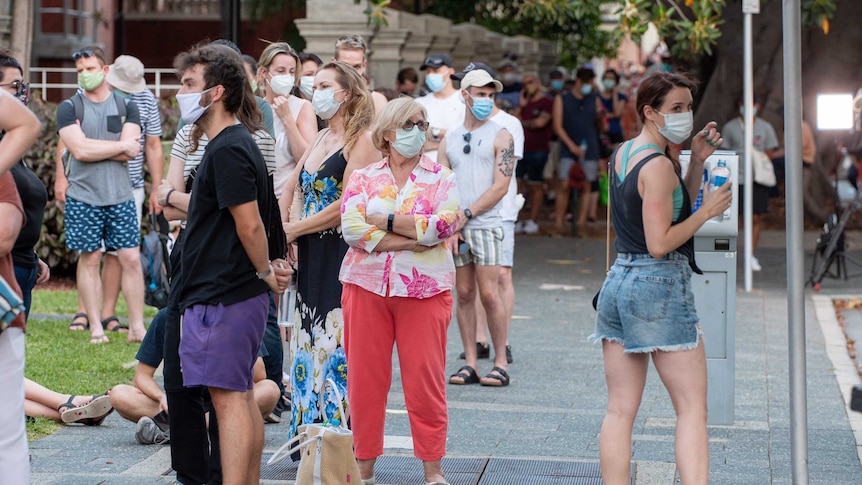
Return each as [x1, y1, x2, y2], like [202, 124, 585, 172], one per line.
[743, 11, 754, 292]
[783, 0, 809, 483]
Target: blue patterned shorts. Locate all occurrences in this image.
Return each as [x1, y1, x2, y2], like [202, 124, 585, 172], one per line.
[65, 197, 140, 252]
[591, 252, 701, 353]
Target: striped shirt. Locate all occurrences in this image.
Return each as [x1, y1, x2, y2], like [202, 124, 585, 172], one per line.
[171, 124, 276, 184]
[127, 89, 162, 188]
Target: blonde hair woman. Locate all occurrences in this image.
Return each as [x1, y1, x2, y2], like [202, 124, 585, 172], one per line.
[279, 61, 380, 444]
[257, 42, 318, 198]
[340, 97, 459, 485]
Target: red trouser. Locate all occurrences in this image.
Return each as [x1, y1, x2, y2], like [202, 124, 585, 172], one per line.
[342, 283, 453, 461]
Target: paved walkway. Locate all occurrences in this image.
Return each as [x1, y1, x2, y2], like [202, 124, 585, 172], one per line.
[27, 230, 862, 484]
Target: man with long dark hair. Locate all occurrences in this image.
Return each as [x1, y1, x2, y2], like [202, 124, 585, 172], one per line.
[171, 43, 292, 484]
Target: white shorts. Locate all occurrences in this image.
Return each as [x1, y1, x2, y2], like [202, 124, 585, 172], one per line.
[501, 220, 514, 268]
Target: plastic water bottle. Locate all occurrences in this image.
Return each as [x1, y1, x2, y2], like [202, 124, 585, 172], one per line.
[579, 139, 588, 160]
[692, 168, 708, 212]
[277, 271, 297, 327]
[710, 160, 731, 221]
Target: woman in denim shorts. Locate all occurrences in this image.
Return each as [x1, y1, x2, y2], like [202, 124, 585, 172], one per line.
[591, 72, 731, 485]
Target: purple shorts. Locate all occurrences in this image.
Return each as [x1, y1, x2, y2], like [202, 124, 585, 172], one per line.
[179, 293, 269, 392]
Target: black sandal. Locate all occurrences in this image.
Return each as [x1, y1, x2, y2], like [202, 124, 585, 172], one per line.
[68, 313, 89, 331]
[448, 365, 479, 385]
[480, 367, 510, 387]
[101, 316, 128, 333]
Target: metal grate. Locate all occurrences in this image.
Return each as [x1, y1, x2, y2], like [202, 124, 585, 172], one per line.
[260, 455, 632, 484]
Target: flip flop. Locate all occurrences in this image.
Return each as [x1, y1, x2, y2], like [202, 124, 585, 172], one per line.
[68, 313, 89, 331]
[480, 367, 510, 387]
[60, 395, 113, 425]
[101, 316, 129, 333]
[448, 365, 479, 385]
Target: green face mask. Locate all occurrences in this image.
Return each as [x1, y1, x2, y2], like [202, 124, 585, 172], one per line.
[250, 79, 258, 94]
[114, 89, 131, 99]
[78, 70, 104, 92]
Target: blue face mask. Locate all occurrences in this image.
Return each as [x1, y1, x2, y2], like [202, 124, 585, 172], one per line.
[551, 80, 565, 91]
[466, 93, 494, 121]
[392, 126, 427, 158]
[425, 73, 446, 93]
[581, 84, 593, 96]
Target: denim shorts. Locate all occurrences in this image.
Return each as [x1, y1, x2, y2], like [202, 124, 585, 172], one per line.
[591, 252, 701, 353]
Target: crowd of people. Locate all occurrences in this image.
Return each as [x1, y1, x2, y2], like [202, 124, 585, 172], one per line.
[3, 32, 804, 485]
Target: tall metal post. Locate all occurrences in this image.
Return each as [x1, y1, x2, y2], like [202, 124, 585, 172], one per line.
[742, 7, 754, 291]
[220, 0, 241, 45]
[783, 0, 809, 482]
[115, 0, 125, 56]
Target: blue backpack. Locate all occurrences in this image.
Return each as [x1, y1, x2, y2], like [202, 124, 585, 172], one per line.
[140, 215, 171, 309]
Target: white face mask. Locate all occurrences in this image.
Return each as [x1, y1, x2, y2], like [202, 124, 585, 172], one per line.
[654, 110, 693, 144]
[176, 87, 214, 125]
[268, 74, 295, 97]
[299, 76, 315, 99]
[312, 88, 345, 120]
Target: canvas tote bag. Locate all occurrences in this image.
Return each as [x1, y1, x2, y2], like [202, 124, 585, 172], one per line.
[267, 379, 361, 485]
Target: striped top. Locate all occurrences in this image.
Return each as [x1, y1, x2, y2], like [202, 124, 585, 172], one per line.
[127, 89, 162, 188]
[170, 124, 276, 184]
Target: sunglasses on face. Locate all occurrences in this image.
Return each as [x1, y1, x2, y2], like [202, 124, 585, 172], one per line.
[462, 132, 472, 154]
[401, 119, 429, 132]
[72, 49, 94, 60]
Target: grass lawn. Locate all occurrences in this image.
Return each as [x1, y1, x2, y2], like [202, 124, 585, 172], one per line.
[25, 288, 154, 440]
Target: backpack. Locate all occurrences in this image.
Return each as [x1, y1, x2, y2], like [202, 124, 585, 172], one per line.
[140, 215, 171, 309]
[61, 92, 129, 176]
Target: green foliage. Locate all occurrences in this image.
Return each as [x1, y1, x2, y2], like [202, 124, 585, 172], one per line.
[22, 94, 178, 277]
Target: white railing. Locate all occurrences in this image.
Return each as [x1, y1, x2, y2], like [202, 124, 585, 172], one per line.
[30, 67, 182, 101]
[125, 0, 221, 15]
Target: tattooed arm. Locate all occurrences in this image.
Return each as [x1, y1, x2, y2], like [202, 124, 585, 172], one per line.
[457, 129, 514, 226]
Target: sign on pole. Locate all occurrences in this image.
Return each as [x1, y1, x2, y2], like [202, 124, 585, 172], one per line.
[743, 0, 761, 14]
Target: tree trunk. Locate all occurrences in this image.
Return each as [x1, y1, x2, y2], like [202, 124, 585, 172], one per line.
[691, 0, 862, 227]
[10, 0, 33, 77]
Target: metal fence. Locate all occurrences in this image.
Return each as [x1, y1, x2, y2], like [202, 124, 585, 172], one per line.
[30, 67, 181, 101]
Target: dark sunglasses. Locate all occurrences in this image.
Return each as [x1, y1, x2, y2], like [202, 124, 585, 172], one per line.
[0, 80, 29, 94]
[462, 132, 472, 154]
[401, 119, 429, 132]
[72, 49, 94, 60]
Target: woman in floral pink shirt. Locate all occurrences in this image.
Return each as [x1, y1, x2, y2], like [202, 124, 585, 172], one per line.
[340, 98, 459, 485]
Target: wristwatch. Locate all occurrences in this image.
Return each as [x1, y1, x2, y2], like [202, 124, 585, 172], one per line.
[464, 208, 474, 220]
[256, 262, 273, 280]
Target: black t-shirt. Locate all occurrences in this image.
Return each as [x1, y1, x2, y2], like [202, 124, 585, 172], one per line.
[179, 125, 270, 310]
[10, 161, 48, 269]
[135, 308, 165, 368]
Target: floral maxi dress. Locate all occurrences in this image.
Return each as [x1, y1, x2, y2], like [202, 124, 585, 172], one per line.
[289, 147, 350, 440]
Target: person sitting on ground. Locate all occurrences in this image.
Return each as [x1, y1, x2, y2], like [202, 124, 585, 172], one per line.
[25, 378, 113, 425]
[109, 309, 281, 444]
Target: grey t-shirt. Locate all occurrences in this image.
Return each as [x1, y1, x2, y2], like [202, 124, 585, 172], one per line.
[57, 94, 141, 206]
[720, 116, 779, 183]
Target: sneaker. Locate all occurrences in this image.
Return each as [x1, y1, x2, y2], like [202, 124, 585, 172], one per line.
[458, 342, 490, 360]
[750, 256, 762, 272]
[136, 416, 169, 445]
[514, 221, 525, 234]
[265, 412, 282, 424]
[523, 220, 540, 234]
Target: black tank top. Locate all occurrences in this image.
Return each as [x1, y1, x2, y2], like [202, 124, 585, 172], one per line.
[610, 144, 701, 274]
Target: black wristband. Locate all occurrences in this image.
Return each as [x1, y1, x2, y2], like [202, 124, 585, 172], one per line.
[387, 214, 394, 232]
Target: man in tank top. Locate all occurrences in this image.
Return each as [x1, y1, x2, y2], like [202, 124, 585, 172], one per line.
[438, 69, 515, 388]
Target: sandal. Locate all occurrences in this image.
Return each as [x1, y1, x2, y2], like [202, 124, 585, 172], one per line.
[101, 316, 128, 333]
[68, 313, 89, 331]
[480, 367, 510, 387]
[60, 394, 113, 425]
[89, 334, 109, 345]
[448, 365, 479, 385]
